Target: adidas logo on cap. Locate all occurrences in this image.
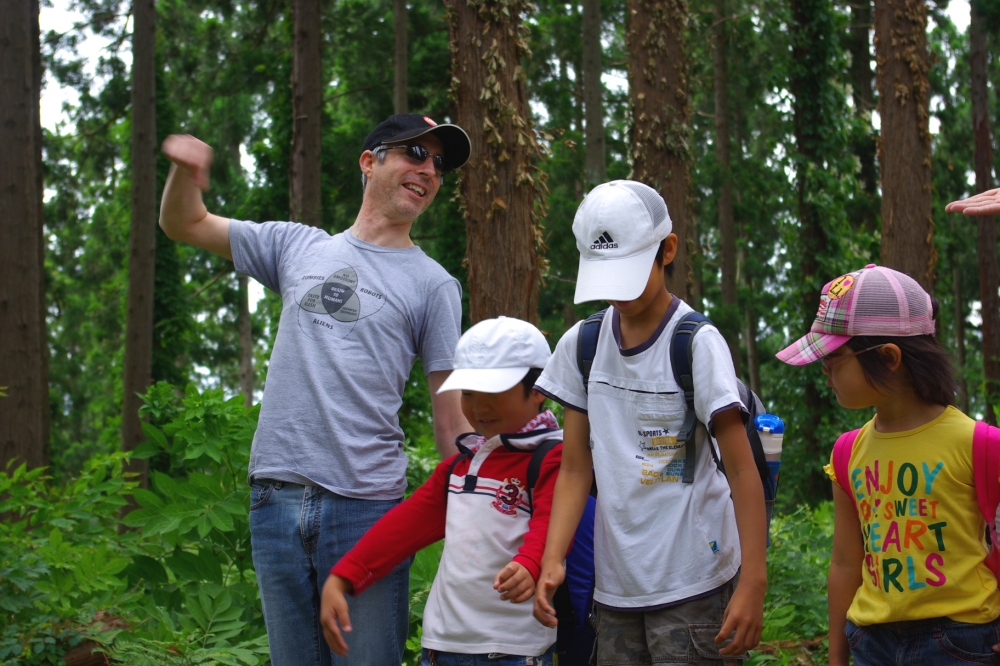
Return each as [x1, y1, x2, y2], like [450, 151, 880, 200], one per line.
[590, 232, 618, 250]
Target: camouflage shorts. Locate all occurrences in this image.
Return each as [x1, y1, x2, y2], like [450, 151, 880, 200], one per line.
[592, 577, 748, 665]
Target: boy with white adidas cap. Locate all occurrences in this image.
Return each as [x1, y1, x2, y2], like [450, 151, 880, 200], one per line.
[321, 316, 564, 665]
[533, 180, 767, 663]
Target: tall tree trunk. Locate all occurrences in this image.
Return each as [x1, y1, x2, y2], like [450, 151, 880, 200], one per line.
[971, 10, 1000, 425]
[847, 0, 879, 231]
[238, 276, 254, 408]
[714, 0, 741, 376]
[0, 0, 48, 470]
[290, 0, 323, 227]
[581, 0, 606, 188]
[627, 0, 691, 302]
[952, 245, 968, 413]
[790, 0, 836, 500]
[874, 0, 934, 289]
[122, 0, 156, 487]
[445, 0, 547, 324]
[394, 0, 408, 114]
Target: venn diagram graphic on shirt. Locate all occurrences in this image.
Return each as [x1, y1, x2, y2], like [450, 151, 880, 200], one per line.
[296, 263, 387, 339]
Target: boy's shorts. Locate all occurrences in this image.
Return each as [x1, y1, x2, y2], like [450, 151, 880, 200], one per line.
[592, 576, 748, 665]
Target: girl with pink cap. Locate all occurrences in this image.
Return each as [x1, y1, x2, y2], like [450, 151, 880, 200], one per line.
[778, 264, 1000, 666]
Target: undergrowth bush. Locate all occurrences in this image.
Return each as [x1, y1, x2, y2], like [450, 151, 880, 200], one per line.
[1, 382, 839, 665]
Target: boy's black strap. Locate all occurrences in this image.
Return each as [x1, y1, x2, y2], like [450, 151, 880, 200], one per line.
[526, 439, 561, 515]
[670, 312, 712, 484]
[443, 452, 474, 505]
[576, 309, 607, 393]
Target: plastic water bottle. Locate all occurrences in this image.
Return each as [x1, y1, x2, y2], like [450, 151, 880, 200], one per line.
[755, 414, 784, 546]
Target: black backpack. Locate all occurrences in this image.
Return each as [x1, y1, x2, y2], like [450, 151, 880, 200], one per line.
[576, 308, 777, 538]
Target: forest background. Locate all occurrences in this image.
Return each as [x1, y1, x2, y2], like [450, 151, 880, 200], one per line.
[1, 0, 999, 662]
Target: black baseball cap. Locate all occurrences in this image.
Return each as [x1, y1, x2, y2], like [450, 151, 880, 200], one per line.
[362, 114, 471, 172]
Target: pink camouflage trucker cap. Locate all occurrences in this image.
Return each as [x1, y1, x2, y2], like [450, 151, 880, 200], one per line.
[776, 264, 935, 366]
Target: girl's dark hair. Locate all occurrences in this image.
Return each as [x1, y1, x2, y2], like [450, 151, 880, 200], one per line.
[654, 239, 675, 279]
[846, 298, 957, 407]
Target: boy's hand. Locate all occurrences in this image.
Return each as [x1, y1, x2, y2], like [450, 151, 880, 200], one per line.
[494, 561, 534, 603]
[320, 574, 354, 656]
[716, 581, 764, 656]
[532, 561, 565, 628]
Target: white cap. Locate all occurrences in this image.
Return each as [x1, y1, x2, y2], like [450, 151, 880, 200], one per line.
[572, 180, 672, 304]
[437, 317, 551, 394]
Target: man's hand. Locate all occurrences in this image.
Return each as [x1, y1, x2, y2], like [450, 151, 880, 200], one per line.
[946, 188, 1000, 216]
[716, 580, 764, 656]
[532, 561, 565, 627]
[320, 574, 354, 656]
[494, 561, 534, 603]
[162, 134, 214, 190]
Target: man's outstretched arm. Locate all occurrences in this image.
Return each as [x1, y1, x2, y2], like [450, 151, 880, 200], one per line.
[160, 134, 233, 260]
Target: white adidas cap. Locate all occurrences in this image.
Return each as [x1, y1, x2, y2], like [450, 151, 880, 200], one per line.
[572, 180, 673, 304]
[437, 316, 551, 394]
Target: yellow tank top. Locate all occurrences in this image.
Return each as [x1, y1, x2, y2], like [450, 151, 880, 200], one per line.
[825, 406, 1000, 625]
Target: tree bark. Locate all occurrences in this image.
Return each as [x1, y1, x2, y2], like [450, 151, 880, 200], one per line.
[394, 0, 408, 114]
[290, 0, 323, 227]
[847, 0, 879, 230]
[627, 0, 691, 302]
[122, 0, 156, 487]
[874, 0, 934, 289]
[714, 0, 741, 376]
[971, 10, 1000, 425]
[952, 256, 968, 414]
[0, 0, 48, 470]
[582, 0, 606, 188]
[790, 0, 836, 500]
[444, 0, 547, 324]
[238, 276, 254, 408]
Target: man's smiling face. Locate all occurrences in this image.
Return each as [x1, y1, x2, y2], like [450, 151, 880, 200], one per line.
[361, 133, 444, 222]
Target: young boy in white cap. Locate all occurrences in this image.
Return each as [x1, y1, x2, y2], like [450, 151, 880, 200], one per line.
[532, 180, 767, 664]
[320, 316, 562, 665]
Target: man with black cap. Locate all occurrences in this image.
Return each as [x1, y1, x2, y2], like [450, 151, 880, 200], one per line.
[159, 114, 474, 665]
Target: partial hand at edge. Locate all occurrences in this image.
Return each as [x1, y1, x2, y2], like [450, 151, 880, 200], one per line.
[945, 188, 1000, 216]
[532, 561, 565, 628]
[320, 574, 353, 656]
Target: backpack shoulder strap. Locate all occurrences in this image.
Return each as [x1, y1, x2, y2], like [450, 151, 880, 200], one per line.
[527, 439, 561, 515]
[669, 311, 713, 484]
[972, 422, 1000, 538]
[832, 429, 861, 506]
[443, 451, 473, 505]
[576, 309, 607, 394]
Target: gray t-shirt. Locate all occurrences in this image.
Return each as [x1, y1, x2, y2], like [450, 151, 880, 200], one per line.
[230, 219, 462, 500]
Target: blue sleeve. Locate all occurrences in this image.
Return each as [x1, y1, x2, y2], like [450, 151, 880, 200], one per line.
[417, 279, 462, 375]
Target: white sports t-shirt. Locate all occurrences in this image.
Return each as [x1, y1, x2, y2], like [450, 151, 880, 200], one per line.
[535, 297, 745, 609]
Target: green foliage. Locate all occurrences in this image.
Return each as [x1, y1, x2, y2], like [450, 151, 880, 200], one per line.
[0, 385, 268, 665]
[763, 503, 834, 643]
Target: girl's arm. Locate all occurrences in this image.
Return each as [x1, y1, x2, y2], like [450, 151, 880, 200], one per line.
[713, 408, 766, 655]
[533, 408, 593, 628]
[828, 481, 865, 666]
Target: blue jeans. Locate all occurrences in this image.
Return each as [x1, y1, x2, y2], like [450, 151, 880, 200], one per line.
[420, 645, 556, 666]
[250, 480, 410, 666]
[846, 617, 1000, 665]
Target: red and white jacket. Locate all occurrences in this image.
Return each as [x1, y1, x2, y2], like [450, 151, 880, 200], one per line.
[331, 419, 563, 655]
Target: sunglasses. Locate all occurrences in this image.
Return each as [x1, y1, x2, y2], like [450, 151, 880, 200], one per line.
[820, 344, 886, 371]
[381, 144, 452, 174]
